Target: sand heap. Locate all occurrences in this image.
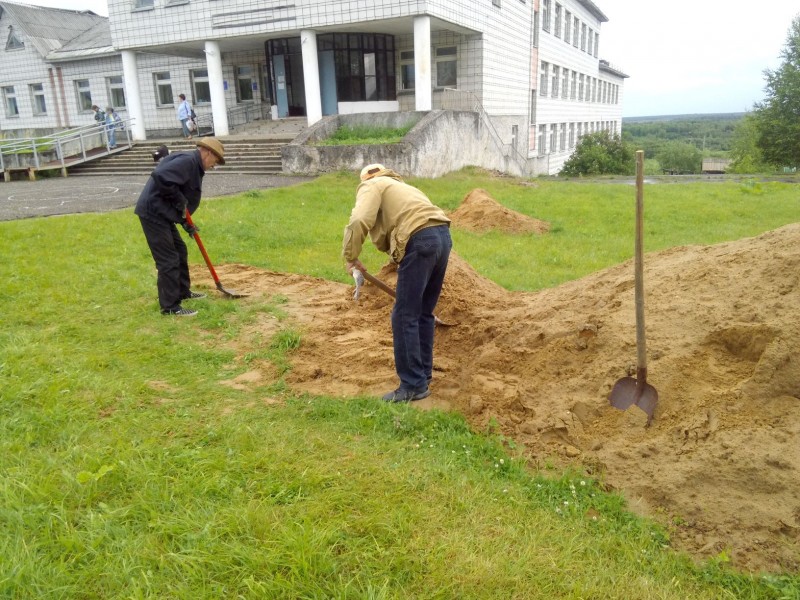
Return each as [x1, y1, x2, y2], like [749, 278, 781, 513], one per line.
[449, 188, 550, 234]
[192, 222, 800, 573]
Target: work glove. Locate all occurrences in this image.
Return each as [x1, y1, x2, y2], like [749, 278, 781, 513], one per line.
[181, 222, 199, 236]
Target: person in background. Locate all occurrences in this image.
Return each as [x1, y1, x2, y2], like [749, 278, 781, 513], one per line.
[105, 106, 121, 149]
[342, 164, 452, 402]
[177, 93, 193, 140]
[134, 137, 226, 316]
[92, 104, 104, 124]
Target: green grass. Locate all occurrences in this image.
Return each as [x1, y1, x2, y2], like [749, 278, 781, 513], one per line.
[315, 125, 415, 146]
[1, 169, 798, 598]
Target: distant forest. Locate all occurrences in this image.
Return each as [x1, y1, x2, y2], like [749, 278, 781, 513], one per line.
[621, 113, 745, 158]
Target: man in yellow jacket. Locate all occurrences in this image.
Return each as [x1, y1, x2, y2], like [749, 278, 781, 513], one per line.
[343, 164, 452, 402]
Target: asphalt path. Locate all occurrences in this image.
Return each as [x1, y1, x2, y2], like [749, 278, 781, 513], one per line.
[0, 173, 315, 221]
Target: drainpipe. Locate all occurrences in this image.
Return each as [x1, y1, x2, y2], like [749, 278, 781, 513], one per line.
[300, 30, 322, 126]
[56, 67, 70, 127]
[48, 68, 62, 128]
[413, 16, 432, 111]
[205, 41, 229, 136]
[121, 50, 146, 140]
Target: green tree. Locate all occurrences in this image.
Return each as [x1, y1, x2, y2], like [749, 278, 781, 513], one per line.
[655, 141, 702, 174]
[752, 15, 800, 168]
[728, 113, 771, 173]
[559, 131, 634, 176]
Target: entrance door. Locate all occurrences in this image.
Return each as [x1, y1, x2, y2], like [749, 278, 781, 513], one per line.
[272, 56, 289, 118]
[319, 50, 338, 116]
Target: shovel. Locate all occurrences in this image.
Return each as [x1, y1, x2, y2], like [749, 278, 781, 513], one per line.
[355, 267, 453, 327]
[608, 150, 658, 424]
[184, 210, 247, 298]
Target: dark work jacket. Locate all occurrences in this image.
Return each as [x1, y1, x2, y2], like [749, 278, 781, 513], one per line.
[134, 150, 205, 224]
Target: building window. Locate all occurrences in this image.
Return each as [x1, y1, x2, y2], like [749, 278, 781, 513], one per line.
[560, 122, 566, 151]
[587, 28, 594, 55]
[2, 86, 19, 117]
[561, 68, 568, 99]
[306, 33, 395, 102]
[594, 32, 600, 57]
[549, 124, 557, 153]
[190, 69, 211, 104]
[5, 26, 24, 50]
[435, 46, 457, 87]
[551, 65, 559, 98]
[106, 76, 126, 108]
[573, 17, 579, 48]
[236, 66, 255, 102]
[530, 89, 536, 124]
[539, 62, 548, 96]
[564, 11, 571, 44]
[554, 3, 562, 38]
[578, 74, 584, 101]
[493, 0, 501, 6]
[29, 83, 46, 115]
[581, 23, 587, 51]
[153, 72, 173, 106]
[400, 50, 415, 90]
[133, 0, 154, 8]
[569, 122, 575, 148]
[75, 79, 92, 111]
[541, 0, 551, 32]
[570, 71, 577, 99]
[538, 124, 546, 156]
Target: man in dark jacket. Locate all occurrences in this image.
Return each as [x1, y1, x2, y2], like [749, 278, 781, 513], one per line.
[135, 137, 225, 316]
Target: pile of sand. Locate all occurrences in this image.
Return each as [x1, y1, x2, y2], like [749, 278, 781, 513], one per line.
[448, 188, 550, 234]
[192, 220, 800, 574]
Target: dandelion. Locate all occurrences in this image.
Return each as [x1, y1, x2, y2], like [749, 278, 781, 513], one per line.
[499, 459, 504, 465]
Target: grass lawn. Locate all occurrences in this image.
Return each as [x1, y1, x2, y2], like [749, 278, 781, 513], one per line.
[1, 169, 797, 598]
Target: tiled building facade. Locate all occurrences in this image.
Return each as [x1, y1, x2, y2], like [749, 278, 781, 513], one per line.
[0, 0, 626, 175]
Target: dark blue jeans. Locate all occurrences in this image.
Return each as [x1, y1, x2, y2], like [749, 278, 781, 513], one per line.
[392, 225, 452, 391]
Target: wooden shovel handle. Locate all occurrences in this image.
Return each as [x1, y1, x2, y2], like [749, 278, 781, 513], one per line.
[635, 150, 647, 374]
[359, 269, 397, 298]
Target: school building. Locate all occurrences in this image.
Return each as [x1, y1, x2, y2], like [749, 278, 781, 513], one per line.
[0, 0, 626, 175]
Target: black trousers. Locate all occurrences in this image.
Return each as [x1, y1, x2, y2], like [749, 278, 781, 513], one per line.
[139, 216, 191, 312]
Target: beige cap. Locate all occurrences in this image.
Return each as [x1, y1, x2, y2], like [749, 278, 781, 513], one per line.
[196, 137, 226, 165]
[360, 163, 386, 181]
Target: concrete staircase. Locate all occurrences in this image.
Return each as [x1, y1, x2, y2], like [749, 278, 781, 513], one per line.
[67, 118, 309, 177]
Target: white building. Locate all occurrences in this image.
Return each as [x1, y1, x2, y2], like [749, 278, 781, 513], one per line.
[0, 0, 626, 175]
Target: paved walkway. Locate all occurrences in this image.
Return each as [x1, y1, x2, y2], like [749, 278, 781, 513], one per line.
[0, 172, 315, 221]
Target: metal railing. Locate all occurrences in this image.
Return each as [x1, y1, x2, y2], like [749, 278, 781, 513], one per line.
[0, 119, 134, 177]
[439, 88, 530, 175]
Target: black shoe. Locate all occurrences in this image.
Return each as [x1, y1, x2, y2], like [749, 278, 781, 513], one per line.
[186, 291, 207, 299]
[381, 387, 431, 403]
[162, 307, 197, 317]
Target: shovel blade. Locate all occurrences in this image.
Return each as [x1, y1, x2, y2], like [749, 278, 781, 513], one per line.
[215, 282, 248, 298]
[609, 376, 659, 423]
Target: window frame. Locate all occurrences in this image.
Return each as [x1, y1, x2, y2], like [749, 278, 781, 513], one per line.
[434, 45, 458, 88]
[29, 83, 47, 115]
[106, 75, 126, 109]
[2, 86, 19, 117]
[541, 0, 551, 33]
[75, 79, 93, 112]
[153, 71, 174, 107]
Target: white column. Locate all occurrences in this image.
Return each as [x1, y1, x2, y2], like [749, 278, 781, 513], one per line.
[300, 30, 322, 126]
[121, 50, 146, 140]
[205, 40, 229, 136]
[414, 16, 432, 111]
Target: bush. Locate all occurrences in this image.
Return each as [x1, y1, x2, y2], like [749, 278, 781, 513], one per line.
[559, 131, 635, 176]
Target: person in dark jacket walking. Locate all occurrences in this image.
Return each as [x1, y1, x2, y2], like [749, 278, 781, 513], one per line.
[135, 137, 226, 316]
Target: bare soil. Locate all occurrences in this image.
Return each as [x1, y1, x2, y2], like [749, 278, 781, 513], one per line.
[192, 193, 800, 573]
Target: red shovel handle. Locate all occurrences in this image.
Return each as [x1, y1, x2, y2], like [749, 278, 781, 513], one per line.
[184, 210, 221, 286]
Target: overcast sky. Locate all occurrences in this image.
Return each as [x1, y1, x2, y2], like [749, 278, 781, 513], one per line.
[26, 0, 800, 118]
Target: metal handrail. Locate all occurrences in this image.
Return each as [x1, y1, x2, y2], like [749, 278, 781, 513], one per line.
[0, 118, 134, 173]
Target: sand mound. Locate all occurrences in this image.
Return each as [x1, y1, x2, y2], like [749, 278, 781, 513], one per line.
[191, 222, 800, 573]
[449, 188, 550, 234]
